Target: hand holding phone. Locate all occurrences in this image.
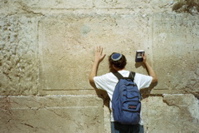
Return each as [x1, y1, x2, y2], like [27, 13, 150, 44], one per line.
[135, 50, 145, 62]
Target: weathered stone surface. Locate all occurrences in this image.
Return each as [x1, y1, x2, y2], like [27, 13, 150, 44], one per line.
[0, 95, 104, 133]
[17, 0, 93, 9]
[95, 0, 171, 10]
[0, 15, 39, 96]
[142, 94, 199, 133]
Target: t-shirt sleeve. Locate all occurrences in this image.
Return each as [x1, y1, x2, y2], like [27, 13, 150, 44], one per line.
[93, 73, 118, 98]
[93, 74, 109, 90]
[135, 73, 153, 90]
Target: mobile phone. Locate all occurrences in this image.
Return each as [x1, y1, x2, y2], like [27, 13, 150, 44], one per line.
[135, 50, 145, 62]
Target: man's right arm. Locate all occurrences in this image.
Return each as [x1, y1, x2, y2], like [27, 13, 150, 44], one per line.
[89, 46, 106, 88]
[143, 55, 158, 83]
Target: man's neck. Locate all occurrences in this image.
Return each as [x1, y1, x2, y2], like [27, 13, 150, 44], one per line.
[110, 67, 125, 73]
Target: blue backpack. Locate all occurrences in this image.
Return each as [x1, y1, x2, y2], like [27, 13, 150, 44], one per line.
[112, 71, 141, 124]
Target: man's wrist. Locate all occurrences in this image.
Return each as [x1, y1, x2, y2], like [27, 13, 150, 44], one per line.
[143, 61, 147, 66]
[94, 59, 101, 64]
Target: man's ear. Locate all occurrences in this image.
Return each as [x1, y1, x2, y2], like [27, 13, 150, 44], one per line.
[109, 64, 116, 72]
[112, 65, 119, 72]
[112, 65, 116, 70]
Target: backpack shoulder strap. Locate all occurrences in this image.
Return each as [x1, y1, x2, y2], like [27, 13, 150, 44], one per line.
[128, 71, 136, 81]
[112, 71, 136, 80]
[112, 72, 123, 80]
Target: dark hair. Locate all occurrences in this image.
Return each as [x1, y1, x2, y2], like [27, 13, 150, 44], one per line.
[109, 52, 127, 69]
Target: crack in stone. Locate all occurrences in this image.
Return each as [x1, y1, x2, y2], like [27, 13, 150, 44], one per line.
[21, 123, 34, 128]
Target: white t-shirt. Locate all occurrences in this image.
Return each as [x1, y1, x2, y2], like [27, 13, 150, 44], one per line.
[93, 70, 152, 125]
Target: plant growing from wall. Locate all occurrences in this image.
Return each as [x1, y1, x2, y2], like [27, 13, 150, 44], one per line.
[172, 0, 199, 14]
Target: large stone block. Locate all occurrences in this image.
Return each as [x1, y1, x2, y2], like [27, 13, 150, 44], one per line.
[152, 13, 199, 96]
[39, 14, 152, 90]
[0, 95, 104, 133]
[142, 94, 199, 133]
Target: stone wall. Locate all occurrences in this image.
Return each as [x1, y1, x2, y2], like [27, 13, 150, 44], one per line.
[0, 0, 199, 132]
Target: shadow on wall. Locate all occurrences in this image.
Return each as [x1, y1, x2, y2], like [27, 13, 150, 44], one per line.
[172, 0, 199, 14]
